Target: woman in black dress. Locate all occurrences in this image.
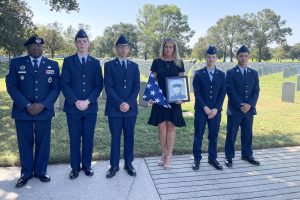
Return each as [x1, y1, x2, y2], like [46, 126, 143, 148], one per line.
[148, 38, 186, 169]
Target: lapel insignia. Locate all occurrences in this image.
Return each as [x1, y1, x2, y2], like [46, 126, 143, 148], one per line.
[20, 75, 24, 80]
[20, 65, 25, 70]
[236, 69, 239, 72]
[48, 77, 52, 83]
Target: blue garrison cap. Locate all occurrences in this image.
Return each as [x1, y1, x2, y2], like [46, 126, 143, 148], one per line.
[75, 29, 88, 40]
[237, 45, 250, 55]
[206, 45, 217, 55]
[24, 36, 44, 46]
[116, 35, 128, 46]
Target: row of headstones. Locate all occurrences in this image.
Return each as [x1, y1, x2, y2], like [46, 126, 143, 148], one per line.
[55, 61, 300, 109]
[55, 75, 300, 109]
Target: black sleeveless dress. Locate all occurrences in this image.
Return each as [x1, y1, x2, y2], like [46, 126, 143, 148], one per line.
[147, 58, 186, 127]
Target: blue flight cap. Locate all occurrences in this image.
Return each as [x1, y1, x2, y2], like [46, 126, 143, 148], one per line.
[24, 36, 44, 46]
[206, 45, 217, 55]
[75, 29, 88, 40]
[237, 45, 250, 55]
[116, 35, 128, 46]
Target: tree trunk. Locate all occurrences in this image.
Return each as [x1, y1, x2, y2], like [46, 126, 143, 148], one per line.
[8, 52, 11, 62]
[230, 46, 233, 62]
[223, 47, 226, 62]
[144, 51, 147, 60]
[258, 46, 262, 62]
[51, 50, 54, 59]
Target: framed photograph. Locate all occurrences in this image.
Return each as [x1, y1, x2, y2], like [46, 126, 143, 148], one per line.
[165, 76, 190, 103]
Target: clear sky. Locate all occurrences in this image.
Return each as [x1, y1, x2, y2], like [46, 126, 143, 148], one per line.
[27, 0, 300, 47]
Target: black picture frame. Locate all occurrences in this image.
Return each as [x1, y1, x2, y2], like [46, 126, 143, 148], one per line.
[165, 76, 190, 103]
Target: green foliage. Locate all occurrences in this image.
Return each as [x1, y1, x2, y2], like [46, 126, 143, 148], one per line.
[245, 9, 292, 62]
[42, 0, 79, 12]
[91, 23, 138, 58]
[289, 43, 300, 61]
[0, 0, 35, 57]
[36, 22, 65, 58]
[137, 4, 194, 59]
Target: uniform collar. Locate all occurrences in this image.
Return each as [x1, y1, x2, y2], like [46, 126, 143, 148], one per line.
[77, 53, 88, 62]
[118, 57, 127, 64]
[206, 66, 216, 74]
[238, 65, 248, 72]
[29, 55, 42, 65]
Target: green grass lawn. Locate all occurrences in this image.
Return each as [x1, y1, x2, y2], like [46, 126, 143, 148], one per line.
[0, 62, 299, 167]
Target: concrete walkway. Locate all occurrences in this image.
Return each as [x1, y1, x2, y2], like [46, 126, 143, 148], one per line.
[1, 146, 300, 200]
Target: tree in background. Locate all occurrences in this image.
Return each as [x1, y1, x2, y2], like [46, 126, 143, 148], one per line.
[245, 9, 292, 62]
[137, 4, 194, 59]
[42, 0, 79, 12]
[0, 0, 35, 59]
[192, 36, 210, 61]
[36, 22, 64, 58]
[251, 46, 272, 62]
[91, 23, 138, 58]
[206, 15, 249, 62]
[271, 45, 290, 62]
[63, 25, 77, 56]
[289, 43, 300, 62]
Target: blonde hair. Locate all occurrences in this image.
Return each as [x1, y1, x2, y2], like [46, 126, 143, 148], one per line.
[159, 38, 182, 67]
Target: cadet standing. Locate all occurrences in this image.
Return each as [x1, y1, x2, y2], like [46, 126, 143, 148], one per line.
[104, 35, 140, 178]
[6, 36, 60, 188]
[60, 29, 103, 179]
[224, 45, 260, 167]
[192, 46, 226, 171]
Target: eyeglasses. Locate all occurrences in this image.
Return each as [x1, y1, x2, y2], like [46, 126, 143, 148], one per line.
[117, 45, 129, 49]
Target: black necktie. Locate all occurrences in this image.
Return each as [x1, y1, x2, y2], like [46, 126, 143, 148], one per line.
[244, 69, 247, 76]
[81, 57, 86, 67]
[33, 59, 38, 74]
[121, 60, 126, 70]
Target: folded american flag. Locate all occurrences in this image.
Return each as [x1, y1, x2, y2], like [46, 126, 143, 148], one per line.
[143, 73, 171, 109]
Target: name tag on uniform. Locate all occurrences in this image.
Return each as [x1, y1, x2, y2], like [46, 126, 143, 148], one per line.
[46, 69, 55, 75]
[18, 71, 26, 74]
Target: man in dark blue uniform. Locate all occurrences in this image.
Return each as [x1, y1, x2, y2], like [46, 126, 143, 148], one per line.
[105, 35, 140, 178]
[169, 82, 187, 101]
[6, 36, 60, 188]
[224, 45, 260, 167]
[192, 45, 226, 171]
[60, 29, 103, 179]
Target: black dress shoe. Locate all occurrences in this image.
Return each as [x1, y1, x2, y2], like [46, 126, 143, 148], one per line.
[192, 160, 200, 171]
[83, 168, 94, 176]
[15, 176, 31, 188]
[69, 170, 80, 179]
[124, 163, 136, 176]
[106, 166, 119, 178]
[225, 158, 233, 168]
[36, 174, 51, 182]
[241, 156, 260, 166]
[208, 159, 223, 170]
